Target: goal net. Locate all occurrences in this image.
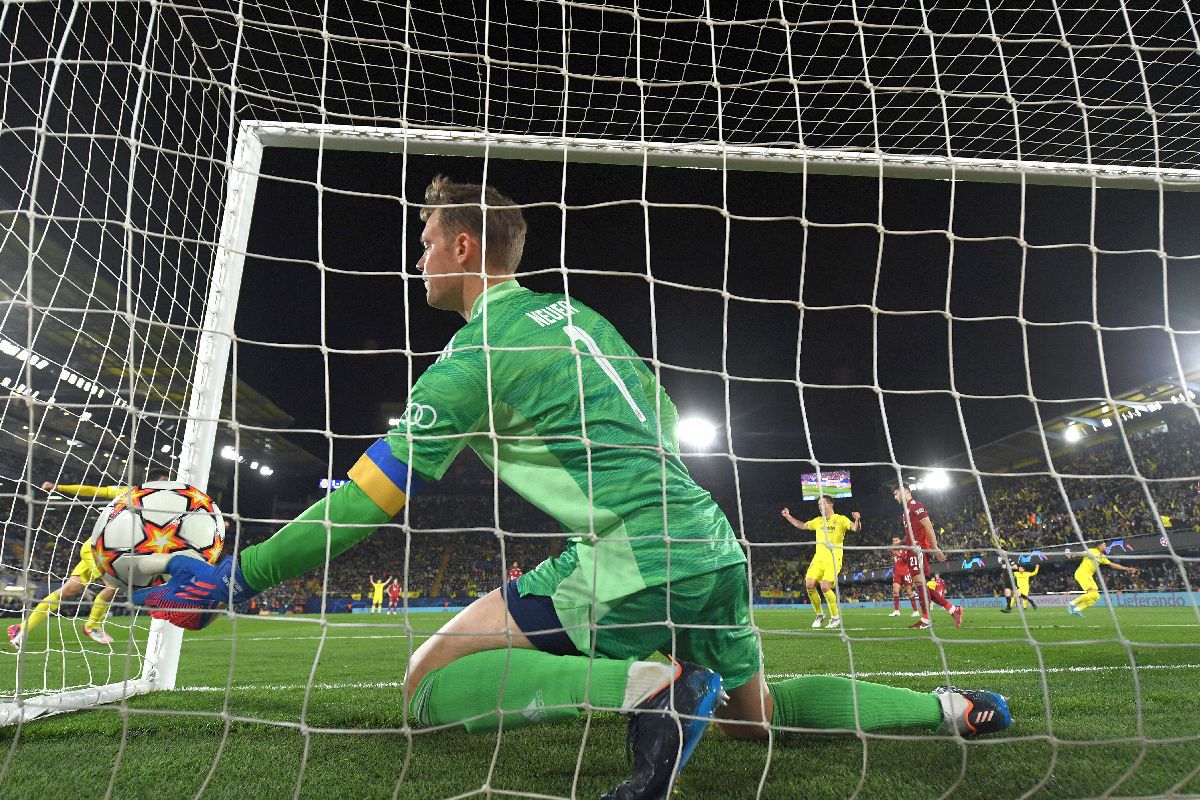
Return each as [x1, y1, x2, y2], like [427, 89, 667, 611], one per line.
[2, 1, 1199, 798]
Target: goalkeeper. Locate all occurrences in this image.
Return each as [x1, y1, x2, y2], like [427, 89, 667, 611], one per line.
[138, 176, 1012, 799]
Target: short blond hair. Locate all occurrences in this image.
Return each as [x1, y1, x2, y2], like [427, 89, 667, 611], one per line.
[421, 175, 527, 272]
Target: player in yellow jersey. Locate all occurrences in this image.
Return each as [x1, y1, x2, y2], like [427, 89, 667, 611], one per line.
[368, 575, 390, 613]
[782, 495, 860, 629]
[1067, 544, 1137, 617]
[8, 478, 163, 649]
[1002, 563, 1039, 613]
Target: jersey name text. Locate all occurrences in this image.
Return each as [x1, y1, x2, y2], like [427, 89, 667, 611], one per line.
[525, 300, 578, 327]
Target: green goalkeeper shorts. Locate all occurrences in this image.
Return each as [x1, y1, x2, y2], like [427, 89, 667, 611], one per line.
[518, 563, 762, 691]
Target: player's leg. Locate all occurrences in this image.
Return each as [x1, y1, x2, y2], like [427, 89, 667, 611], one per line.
[917, 555, 962, 627]
[890, 581, 902, 616]
[681, 563, 1012, 741]
[906, 582, 920, 615]
[82, 584, 117, 645]
[1069, 577, 1092, 614]
[804, 562, 825, 626]
[1073, 578, 1101, 612]
[409, 578, 727, 800]
[820, 578, 840, 627]
[679, 566, 952, 740]
[716, 669, 771, 740]
[910, 559, 932, 627]
[406, 582, 671, 732]
[16, 574, 85, 639]
[1002, 587, 1013, 612]
[923, 577, 957, 612]
[718, 667, 1010, 740]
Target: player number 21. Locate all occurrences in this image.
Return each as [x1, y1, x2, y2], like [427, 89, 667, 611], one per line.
[563, 324, 647, 423]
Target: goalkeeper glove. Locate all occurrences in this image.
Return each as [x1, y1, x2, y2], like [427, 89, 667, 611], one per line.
[133, 555, 259, 631]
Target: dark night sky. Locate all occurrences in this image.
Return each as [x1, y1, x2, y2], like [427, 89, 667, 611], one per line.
[234, 148, 1200, 506]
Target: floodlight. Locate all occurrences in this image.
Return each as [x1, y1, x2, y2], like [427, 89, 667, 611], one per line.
[925, 469, 951, 490]
[677, 417, 717, 448]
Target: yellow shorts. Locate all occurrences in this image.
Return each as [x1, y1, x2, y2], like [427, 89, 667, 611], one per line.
[1076, 576, 1098, 594]
[71, 541, 102, 584]
[805, 553, 842, 583]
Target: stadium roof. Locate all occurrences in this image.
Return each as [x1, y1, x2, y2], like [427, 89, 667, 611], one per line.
[935, 369, 1200, 479]
[0, 209, 322, 485]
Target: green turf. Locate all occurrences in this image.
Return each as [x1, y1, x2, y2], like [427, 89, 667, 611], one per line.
[2, 607, 1198, 799]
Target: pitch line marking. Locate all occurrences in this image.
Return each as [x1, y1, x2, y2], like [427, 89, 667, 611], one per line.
[174, 622, 1200, 645]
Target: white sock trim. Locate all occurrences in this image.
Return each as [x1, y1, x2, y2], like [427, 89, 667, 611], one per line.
[623, 661, 675, 708]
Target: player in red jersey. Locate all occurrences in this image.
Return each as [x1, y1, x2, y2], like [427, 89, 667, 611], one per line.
[387, 577, 402, 614]
[508, 561, 522, 581]
[889, 536, 921, 618]
[894, 486, 962, 629]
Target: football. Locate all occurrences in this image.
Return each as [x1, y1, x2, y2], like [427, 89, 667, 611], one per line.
[88, 480, 225, 590]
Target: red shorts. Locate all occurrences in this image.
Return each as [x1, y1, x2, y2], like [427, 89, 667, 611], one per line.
[894, 553, 922, 584]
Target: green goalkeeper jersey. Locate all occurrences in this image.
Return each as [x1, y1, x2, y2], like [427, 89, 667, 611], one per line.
[385, 280, 745, 648]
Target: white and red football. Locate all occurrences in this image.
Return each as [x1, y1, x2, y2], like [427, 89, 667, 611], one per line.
[88, 480, 224, 590]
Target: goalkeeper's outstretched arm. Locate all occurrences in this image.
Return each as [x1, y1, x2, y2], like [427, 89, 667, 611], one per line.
[136, 439, 424, 629]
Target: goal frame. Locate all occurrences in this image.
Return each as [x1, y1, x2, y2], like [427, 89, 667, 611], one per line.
[3, 119, 1196, 727]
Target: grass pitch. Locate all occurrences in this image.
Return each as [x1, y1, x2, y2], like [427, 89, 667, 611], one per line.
[2, 605, 1198, 799]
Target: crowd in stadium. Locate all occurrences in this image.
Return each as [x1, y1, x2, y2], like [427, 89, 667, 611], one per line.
[1, 411, 1196, 614]
[850, 417, 1199, 563]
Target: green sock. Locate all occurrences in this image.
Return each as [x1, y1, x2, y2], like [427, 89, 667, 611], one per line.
[238, 482, 392, 591]
[768, 676, 942, 733]
[409, 649, 631, 732]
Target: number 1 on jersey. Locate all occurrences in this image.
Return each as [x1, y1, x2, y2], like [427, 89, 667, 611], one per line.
[563, 324, 647, 423]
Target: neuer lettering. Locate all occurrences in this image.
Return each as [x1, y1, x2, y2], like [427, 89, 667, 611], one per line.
[525, 300, 577, 327]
